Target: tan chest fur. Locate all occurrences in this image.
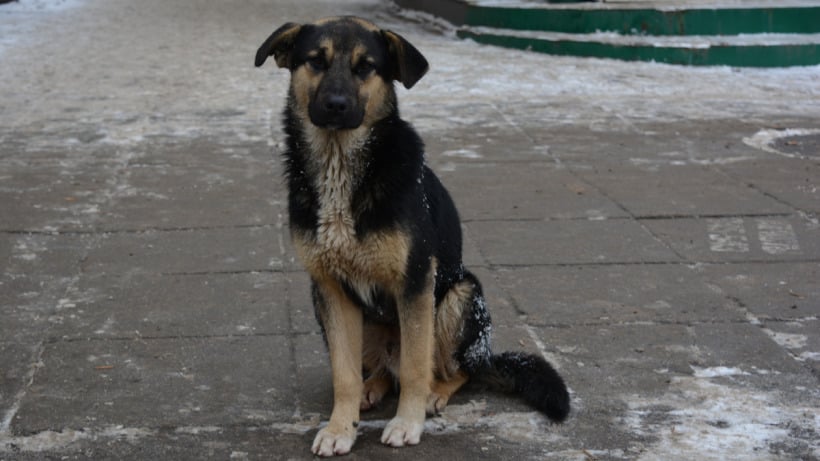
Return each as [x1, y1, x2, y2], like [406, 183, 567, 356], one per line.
[294, 230, 409, 303]
[293, 127, 410, 301]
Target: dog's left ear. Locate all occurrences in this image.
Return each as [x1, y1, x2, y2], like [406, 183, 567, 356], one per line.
[381, 30, 429, 89]
[255, 22, 302, 68]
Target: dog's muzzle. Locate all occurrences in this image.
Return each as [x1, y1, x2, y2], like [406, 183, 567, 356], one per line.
[309, 91, 364, 130]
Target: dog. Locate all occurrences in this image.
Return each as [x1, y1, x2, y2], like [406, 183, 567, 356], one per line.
[255, 16, 570, 457]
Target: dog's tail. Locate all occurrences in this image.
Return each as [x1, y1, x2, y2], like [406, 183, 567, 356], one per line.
[477, 351, 570, 422]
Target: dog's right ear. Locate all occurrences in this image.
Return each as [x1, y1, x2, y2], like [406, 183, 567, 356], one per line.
[381, 30, 429, 89]
[255, 22, 302, 68]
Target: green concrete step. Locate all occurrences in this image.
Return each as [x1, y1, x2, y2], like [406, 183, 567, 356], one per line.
[396, 0, 820, 67]
[457, 28, 820, 67]
[441, 1, 820, 36]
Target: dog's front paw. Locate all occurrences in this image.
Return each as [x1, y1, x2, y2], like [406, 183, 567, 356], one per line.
[312, 424, 357, 457]
[380, 416, 424, 447]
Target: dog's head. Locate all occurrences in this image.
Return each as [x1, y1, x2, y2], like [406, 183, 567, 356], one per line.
[255, 17, 428, 130]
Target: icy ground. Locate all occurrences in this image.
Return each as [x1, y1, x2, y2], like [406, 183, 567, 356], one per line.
[1, 0, 819, 146]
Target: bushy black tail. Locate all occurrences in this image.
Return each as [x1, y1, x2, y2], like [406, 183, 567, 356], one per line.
[481, 351, 570, 422]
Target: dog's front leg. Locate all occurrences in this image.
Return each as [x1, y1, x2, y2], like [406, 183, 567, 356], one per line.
[312, 279, 363, 457]
[381, 286, 434, 447]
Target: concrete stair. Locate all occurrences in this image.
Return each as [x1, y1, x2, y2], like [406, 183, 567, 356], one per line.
[395, 0, 820, 67]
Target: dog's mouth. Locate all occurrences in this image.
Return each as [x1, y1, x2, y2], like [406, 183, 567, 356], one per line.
[310, 118, 363, 131]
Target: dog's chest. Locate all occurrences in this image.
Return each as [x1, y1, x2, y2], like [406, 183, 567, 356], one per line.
[295, 227, 409, 304]
[314, 144, 357, 249]
[293, 132, 409, 296]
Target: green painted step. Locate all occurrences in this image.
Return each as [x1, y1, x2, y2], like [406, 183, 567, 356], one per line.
[458, 28, 820, 67]
[396, 0, 820, 67]
[464, 4, 820, 36]
[396, 0, 820, 36]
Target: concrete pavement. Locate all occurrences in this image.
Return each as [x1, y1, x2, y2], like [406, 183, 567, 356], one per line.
[1, 0, 819, 459]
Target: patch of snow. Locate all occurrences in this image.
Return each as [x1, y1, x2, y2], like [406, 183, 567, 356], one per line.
[692, 366, 750, 378]
[743, 128, 820, 159]
[0, 0, 86, 13]
[442, 148, 482, 159]
[0, 425, 154, 453]
[797, 351, 820, 361]
[763, 330, 808, 350]
[623, 367, 819, 460]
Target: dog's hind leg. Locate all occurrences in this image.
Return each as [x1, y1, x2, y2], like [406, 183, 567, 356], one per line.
[361, 323, 398, 411]
[311, 279, 363, 457]
[361, 372, 392, 411]
[427, 370, 469, 415]
[425, 277, 476, 415]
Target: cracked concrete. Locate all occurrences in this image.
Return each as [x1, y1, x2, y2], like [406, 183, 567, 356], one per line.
[1, 0, 819, 459]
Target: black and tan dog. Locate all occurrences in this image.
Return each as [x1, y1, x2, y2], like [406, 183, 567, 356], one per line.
[255, 16, 570, 457]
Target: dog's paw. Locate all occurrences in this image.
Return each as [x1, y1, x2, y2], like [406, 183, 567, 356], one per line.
[360, 388, 383, 411]
[425, 392, 450, 416]
[380, 416, 424, 447]
[360, 377, 390, 411]
[312, 424, 357, 457]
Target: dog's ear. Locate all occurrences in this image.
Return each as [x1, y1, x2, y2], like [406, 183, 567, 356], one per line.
[381, 30, 429, 89]
[255, 22, 302, 68]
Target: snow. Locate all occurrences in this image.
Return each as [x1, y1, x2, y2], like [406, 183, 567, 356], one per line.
[390, 22, 820, 132]
[692, 366, 750, 378]
[1, 0, 818, 148]
[624, 368, 820, 460]
[0, 0, 86, 13]
[743, 128, 820, 159]
[0, 0, 87, 58]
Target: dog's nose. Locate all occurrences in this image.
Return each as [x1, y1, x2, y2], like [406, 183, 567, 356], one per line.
[324, 95, 350, 114]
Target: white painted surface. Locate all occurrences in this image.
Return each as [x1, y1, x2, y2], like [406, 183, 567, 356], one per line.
[707, 218, 750, 253]
[756, 219, 800, 255]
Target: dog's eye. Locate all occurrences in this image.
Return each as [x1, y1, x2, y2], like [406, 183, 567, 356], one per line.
[306, 56, 327, 72]
[354, 60, 374, 79]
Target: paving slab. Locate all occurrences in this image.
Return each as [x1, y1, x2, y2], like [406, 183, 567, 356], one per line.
[92, 163, 281, 232]
[2, 423, 577, 461]
[0, 275, 65, 341]
[466, 219, 681, 265]
[760, 318, 820, 377]
[576, 163, 792, 218]
[47, 272, 293, 341]
[493, 264, 745, 326]
[81, 226, 296, 276]
[0, 165, 109, 233]
[438, 161, 628, 221]
[694, 262, 820, 321]
[2, 232, 90, 277]
[536, 321, 820, 452]
[719, 157, 820, 213]
[11, 335, 293, 434]
[500, 114, 817, 168]
[0, 341, 39, 425]
[644, 216, 820, 263]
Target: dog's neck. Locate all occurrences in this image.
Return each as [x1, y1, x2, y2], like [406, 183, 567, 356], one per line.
[304, 124, 373, 249]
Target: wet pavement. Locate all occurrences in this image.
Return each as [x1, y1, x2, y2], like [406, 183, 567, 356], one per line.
[1, 0, 819, 459]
